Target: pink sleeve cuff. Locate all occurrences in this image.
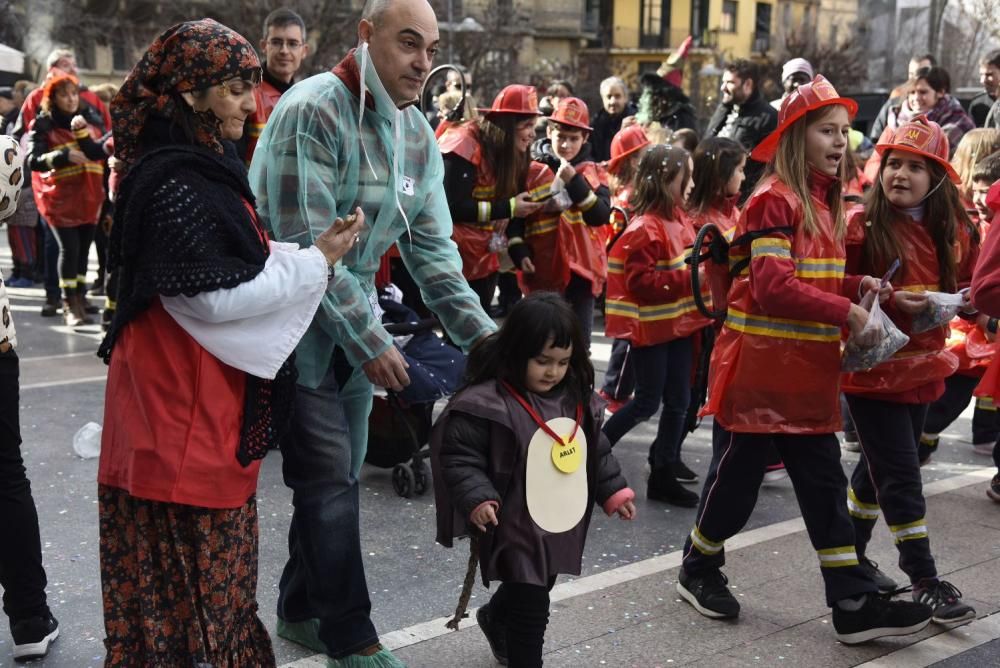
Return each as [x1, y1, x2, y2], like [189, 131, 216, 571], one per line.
[603, 487, 635, 516]
[469, 500, 499, 522]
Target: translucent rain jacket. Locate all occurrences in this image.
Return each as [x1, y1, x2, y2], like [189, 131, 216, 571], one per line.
[250, 47, 495, 388]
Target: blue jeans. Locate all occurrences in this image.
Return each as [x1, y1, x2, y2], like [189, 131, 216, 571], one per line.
[278, 355, 377, 658]
[603, 336, 693, 469]
[601, 338, 635, 400]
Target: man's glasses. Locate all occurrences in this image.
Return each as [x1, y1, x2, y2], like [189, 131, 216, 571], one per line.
[267, 38, 304, 51]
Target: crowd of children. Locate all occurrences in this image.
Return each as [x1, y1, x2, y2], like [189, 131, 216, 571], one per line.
[430, 74, 1000, 665]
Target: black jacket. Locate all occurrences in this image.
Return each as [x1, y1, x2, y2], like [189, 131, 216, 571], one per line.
[588, 102, 637, 162]
[706, 89, 777, 202]
[970, 92, 995, 128]
[705, 88, 778, 152]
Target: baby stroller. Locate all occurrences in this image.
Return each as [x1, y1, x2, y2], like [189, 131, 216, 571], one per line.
[365, 292, 466, 498]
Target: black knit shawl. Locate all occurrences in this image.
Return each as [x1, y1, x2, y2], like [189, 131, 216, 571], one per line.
[98, 143, 296, 466]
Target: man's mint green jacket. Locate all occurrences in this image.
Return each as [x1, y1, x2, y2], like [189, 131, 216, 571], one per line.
[250, 48, 495, 388]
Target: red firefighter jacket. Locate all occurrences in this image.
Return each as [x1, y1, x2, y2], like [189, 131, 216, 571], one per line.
[842, 208, 977, 403]
[704, 170, 863, 434]
[605, 207, 711, 346]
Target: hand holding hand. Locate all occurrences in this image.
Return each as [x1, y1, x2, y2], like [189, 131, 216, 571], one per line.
[616, 500, 636, 520]
[513, 192, 543, 217]
[362, 345, 410, 391]
[471, 503, 499, 532]
[315, 208, 365, 266]
[520, 257, 536, 274]
[893, 290, 929, 315]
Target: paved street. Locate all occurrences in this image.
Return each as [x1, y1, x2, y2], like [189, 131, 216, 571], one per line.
[2, 240, 998, 667]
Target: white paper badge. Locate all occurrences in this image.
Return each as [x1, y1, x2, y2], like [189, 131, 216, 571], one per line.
[525, 416, 588, 534]
[399, 175, 415, 196]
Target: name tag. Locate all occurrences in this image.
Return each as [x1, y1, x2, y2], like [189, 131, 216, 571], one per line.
[399, 175, 415, 197]
[368, 290, 384, 320]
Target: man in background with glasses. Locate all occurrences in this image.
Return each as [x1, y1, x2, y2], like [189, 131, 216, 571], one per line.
[242, 7, 310, 163]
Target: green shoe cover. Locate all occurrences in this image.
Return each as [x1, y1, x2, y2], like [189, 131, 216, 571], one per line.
[276, 617, 325, 654]
[327, 646, 406, 668]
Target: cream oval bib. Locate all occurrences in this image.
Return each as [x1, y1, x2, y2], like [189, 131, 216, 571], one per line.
[525, 416, 588, 534]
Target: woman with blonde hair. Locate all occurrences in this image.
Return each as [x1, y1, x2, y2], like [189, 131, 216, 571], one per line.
[951, 128, 1000, 201]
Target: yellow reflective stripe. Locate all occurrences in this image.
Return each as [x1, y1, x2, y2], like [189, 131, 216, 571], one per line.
[723, 227, 737, 242]
[608, 258, 624, 274]
[578, 190, 598, 212]
[976, 396, 997, 411]
[847, 487, 880, 520]
[526, 218, 559, 237]
[472, 185, 495, 199]
[49, 140, 77, 152]
[795, 257, 845, 279]
[477, 201, 492, 224]
[50, 163, 104, 179]
[528, 183, 551, 199]
[817, 546, 859, 567]
[750, 236, 792, 260]
[58, 279, 78, 288]
[562, 209, 586, 225]
[690, 527, 724, 555]
[725, 308, 840, 342]
[655, 250, 690, 272]
[889, 519, 928, 543]
[105, 298, 116, 309]
[898, 283, 940, 293]
[248, 123, 265, 139]
[605, 297, 700, 322]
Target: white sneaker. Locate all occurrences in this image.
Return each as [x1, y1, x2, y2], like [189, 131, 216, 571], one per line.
[762, 468, 788, 484]
[973, 442, 994, 457]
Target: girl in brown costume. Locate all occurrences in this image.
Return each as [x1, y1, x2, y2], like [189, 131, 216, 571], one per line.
[432, 292, 636, 667]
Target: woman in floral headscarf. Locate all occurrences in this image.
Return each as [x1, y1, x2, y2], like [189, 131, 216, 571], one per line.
[97, 19, 363, 667]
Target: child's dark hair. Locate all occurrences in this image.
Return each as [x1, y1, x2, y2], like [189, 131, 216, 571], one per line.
[972, 149, 1000, 185]
[863, 149, 974, 292]
[464, 292, 594, 405]
[688, 136, 746, 214]
[630, 144, 691, 218]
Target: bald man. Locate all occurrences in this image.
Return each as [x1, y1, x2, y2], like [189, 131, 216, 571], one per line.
[250, 0, 495, 664]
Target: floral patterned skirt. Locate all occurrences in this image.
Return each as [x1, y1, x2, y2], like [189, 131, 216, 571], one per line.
[98, 484, 275, 667]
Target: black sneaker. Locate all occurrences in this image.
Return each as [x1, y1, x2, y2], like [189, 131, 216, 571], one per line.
[476, 604, 507, 665]
[11, 613, 59, 661]
[913, 579, 976, 626]
[677, 568, 740, 619]
[858, 558, 898, 594]
[832, 594, 931, 645]
[40, 297, 60, 318]
[671, 460, 699, 484]
[988, 474, 1000, 503]
[647, 468, 699, 507]
[917, 436, 938, 466]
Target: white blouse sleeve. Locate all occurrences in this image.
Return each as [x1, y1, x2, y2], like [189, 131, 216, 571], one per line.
[161, 241, 328, 379]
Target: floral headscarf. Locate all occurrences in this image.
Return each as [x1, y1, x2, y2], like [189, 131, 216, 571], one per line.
[111, 18, 260, 165]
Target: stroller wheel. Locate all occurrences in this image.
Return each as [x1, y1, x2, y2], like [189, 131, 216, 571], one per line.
[392, 463, 415, 498]
[413, 460, 429, 496]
